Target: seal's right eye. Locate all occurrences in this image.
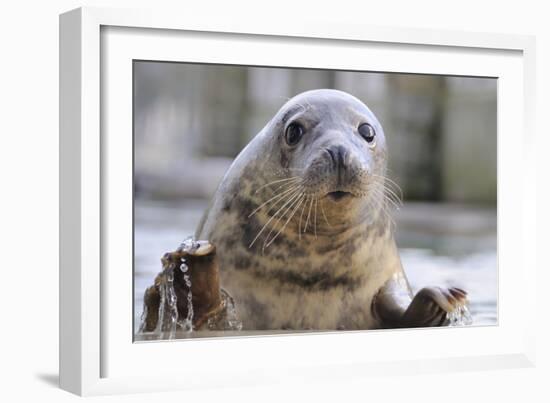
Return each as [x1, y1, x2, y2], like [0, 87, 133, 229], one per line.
[285, 122, 304, 146]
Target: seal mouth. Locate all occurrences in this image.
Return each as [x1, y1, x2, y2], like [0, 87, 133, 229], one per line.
[327, 191, 352, 202]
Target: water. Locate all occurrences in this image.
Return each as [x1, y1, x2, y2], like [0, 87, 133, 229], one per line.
[134, 199, 497, 337]
[180, 272, 194, 332]
[154, 267, 178, 338]
[137, 233, 244, 339]
[447, 304, 473, 327]
[178, 237, 195, 332]
[138, 237, 198, 338]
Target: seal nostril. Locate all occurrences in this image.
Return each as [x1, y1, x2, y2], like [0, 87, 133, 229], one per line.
[326, 148, 337, 168]
[336, 146, 347, 167]
[326, 145, 348, 170]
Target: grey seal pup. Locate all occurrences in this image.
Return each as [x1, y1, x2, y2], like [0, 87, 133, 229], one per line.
[196, 89, 467, 330]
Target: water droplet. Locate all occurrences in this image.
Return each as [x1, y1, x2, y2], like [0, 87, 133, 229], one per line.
[140, 234, 243, 338]
[179, 236, 199, 254]
[180, 273, 194, 332]
[447, 302, 473, 327]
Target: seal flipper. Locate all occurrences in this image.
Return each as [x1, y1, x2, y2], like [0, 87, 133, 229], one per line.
[400, 286, 468, 328]
[373, 275, 468, 328]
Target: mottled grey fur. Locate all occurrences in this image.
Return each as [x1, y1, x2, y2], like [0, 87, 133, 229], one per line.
[196, 89, 466, 330]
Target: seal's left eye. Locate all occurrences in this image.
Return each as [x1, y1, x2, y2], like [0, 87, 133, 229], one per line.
[358, 123, 376, 145]
[285, 122, 304, 146]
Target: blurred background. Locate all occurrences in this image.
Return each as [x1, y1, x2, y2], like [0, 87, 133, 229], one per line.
[133, 61, 497, 333]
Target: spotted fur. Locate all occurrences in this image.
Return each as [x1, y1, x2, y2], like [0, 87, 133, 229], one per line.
[196, 89, 407, 330]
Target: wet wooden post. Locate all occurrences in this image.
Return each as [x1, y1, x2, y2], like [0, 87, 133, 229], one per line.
[140, 240, 236, 332]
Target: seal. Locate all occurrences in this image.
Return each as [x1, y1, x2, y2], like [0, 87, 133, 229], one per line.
[195, 89, 467, 330]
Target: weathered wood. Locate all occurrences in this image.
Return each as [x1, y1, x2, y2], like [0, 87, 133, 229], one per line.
[140, 240, 239, 332]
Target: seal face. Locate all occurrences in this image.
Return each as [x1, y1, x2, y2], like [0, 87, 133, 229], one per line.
[196, 89, 467, 330]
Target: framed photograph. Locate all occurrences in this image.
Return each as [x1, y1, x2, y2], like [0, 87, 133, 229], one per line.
[60, 7, 537, 396]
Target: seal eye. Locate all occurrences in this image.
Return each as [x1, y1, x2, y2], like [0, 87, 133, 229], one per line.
[358, 123, 376, 145]
[285, 122, 304, 146]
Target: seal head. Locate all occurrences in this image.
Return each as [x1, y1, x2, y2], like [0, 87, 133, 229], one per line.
[273, 90, 389, 232]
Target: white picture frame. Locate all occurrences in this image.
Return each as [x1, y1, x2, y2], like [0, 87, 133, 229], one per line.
[59, 6, 537, 396]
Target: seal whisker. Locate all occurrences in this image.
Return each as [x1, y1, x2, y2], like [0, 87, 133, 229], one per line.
[377, 192, 397, 229]
[370, 184, 400, 211]
[381, 184, 403, 207]
[270, 178, 303, 194]
[320, 200, 332, 228]
[371, 174, 404, 201]
[365, 191, 377, 218]
[298, 195, 308, 240]
[386, 181, 404, 200]
[304, 196, 315, 233]
[367, 186, 395, 228]
[384, 205, 397, 230]
[374, 189, 400, 212]
[262, 191, 304, 249]
[381, 191, 402, 211]
[314, 198, 318, 238]
[380, 177, 402, 192]
[248, 185, 300, 218]
[248, 188, 302, 248]
[254, 176, 300, 194]
[373, 189, 399, 226]
[264, 193, 305, 249]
